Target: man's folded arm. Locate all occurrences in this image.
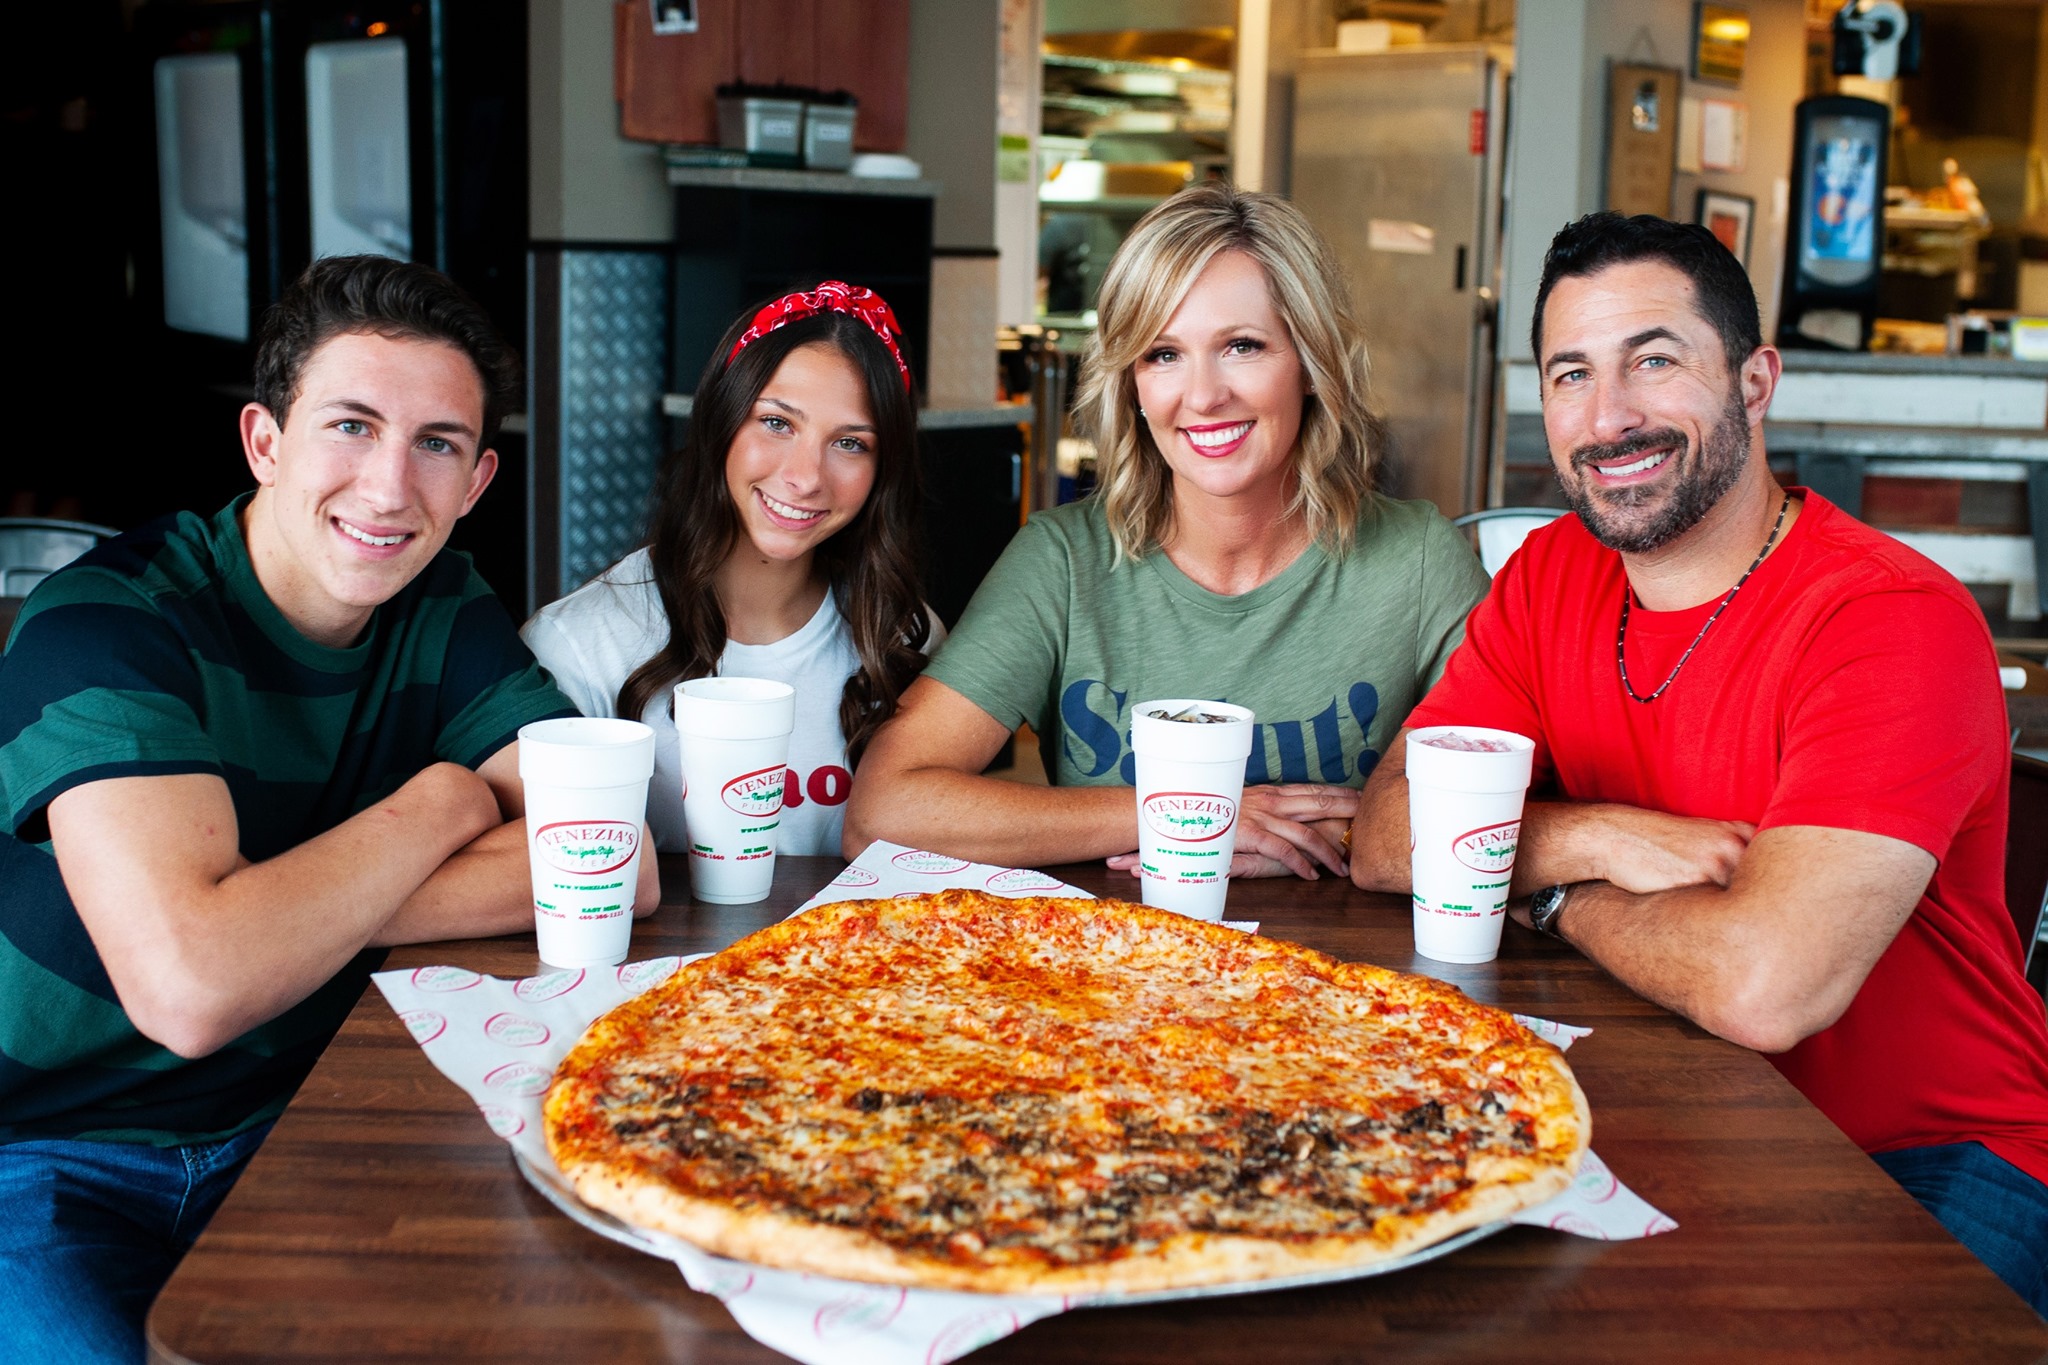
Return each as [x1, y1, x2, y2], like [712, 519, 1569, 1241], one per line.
[1541, 825, 1934, 1053]
[1351, 727, 1753, 895]
[47, 760, 506, 1059]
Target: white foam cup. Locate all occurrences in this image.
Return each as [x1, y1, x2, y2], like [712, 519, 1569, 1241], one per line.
[674, 677, 797, 904]
[1130, 700, 1256, 921]
[518, 717, 657, 968]
[1405, 724, 1536, 964]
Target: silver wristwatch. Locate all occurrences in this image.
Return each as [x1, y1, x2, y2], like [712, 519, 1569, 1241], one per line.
[1529, 883, 1573, 938]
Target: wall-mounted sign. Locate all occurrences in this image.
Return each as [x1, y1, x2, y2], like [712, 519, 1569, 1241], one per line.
[1607, 63, 1680, 218]
[1694, 3, 1750, 85]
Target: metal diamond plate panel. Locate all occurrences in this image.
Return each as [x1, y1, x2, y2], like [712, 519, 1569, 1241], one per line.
[558, 250, 670, 594]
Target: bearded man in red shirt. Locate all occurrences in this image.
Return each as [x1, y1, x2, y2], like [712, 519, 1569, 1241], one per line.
[1351, 211, 2048, 1316]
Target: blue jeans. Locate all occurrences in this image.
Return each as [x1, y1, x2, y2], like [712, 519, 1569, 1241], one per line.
[0, 1123, 272, 1363]
[1873, 1140, 2048, 1318]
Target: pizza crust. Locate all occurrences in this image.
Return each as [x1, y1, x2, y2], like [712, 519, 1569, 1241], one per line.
[545, 892, 1590, 1294]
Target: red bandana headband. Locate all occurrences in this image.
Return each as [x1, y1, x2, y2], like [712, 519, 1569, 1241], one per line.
[727, 281, 912, 391]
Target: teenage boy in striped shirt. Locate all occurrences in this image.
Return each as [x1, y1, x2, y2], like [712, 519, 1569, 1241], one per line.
[0, 255, 656, 1360]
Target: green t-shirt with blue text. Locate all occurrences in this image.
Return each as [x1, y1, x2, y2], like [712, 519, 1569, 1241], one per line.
[0, 496, 572, 1147]
[925, 494, 1489, 788]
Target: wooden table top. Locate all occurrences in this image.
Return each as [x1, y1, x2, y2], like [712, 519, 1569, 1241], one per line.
[149, 856, 2048, 1364]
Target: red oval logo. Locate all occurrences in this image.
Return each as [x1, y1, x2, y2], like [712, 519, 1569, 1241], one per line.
[617, 956, 682, 993]
[1452, 820, 1520, 874]
[891, 850, 970, 875]
[513, 968, 585, 1002]
[831, 866, 882, 889]
[410, 965, 480, 992]
[483, 1013, 551, 1048]
[1140, 791, 1237, 842]
[721, 766, 787, 817]
[534, 821, 639, 876]
[483, 1061, 554, 1097]
[986, 867, 1062, 895]
[399, 1008, 446, 1043]
[477, 1103, 526, 1138]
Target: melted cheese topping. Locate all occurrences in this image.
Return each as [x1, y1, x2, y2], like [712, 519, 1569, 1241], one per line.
[553, 894, 1567, 1272]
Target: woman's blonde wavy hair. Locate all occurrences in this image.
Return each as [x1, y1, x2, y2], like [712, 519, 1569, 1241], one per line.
[1075, 181, 1378, 562]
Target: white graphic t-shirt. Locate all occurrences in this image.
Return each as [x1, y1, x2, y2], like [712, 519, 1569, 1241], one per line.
[520, 549, 940, 857]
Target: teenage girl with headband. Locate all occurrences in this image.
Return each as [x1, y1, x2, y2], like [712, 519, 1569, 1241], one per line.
[522, 281, 941, 856]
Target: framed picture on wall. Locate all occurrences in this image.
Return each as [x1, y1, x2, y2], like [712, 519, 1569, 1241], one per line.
[1697, 189, 1756, 264]
[1693, 3, 1751, 85]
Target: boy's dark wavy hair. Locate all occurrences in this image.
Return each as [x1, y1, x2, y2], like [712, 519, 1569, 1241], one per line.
[253, 254, 521, 445]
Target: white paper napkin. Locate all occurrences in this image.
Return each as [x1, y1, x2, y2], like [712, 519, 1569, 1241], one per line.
[372, 854, 1674, 1365]
[802, 838, 1260, 934]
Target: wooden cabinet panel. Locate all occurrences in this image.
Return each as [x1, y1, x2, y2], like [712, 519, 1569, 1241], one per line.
[614, 0, 908, 153]
[737, 0, 816, 88]
[614, 0, 737, 145]
[813, 0, 909, 152]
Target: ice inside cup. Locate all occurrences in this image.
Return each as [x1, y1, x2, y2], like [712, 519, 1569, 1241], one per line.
[1415, 731, 1517, 753]
[1145, 705, 1239, 725]
[517, 717, 657, 969]
[1406, 724, 1535, 965]
[674, 678, 797, 906]
[1130, 699, 1256, 921]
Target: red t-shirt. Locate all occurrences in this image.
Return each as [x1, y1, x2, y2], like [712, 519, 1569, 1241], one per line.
[1410, 491, 2048, 1184]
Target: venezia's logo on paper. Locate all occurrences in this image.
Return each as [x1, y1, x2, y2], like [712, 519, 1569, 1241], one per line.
[986, 867, 1063, 895]
[891, 849, 970, 875]
[1141, 792, 1236, 842]
[1452, 820, 1520, 874]
[534, 821, 639, 875]
[483, 1061, 553, 1097]
[721, 766, 787, 817]
[513, 968, 585, 1002]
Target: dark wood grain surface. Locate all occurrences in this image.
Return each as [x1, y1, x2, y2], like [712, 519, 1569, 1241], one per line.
[148, 856, 2048, 1363]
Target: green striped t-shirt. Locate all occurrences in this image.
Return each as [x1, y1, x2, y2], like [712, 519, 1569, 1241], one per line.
[0, 495, 571, 1146]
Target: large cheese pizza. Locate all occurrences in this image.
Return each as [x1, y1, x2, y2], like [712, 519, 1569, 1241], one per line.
[544, 890, 1588, 1294]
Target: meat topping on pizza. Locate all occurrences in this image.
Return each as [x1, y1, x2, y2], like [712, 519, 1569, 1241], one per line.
[545, 891, 1589, 1292]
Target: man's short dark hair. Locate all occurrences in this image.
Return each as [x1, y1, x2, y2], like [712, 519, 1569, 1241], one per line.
[1530, 212, 1762, 372]
[253, 255, 521, 447]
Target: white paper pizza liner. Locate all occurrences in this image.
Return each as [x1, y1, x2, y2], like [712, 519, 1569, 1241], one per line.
[371, 843, 1675, 1365]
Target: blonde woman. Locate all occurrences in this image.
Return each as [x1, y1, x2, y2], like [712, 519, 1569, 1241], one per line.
[846, 183, 1488, 879]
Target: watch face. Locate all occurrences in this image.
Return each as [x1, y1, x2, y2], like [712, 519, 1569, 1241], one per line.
[1532, 885, 1567, 935]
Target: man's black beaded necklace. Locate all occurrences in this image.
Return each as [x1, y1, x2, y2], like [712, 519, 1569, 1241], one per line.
[1616, 492, 1791, 704]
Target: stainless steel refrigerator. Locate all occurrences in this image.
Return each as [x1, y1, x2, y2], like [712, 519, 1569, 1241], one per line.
[1290, 47, 1509, 517]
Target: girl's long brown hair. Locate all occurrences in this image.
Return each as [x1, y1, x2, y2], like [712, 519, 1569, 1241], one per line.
[616, 299, 931, 767]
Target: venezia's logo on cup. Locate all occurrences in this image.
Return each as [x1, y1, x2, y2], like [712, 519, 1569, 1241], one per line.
[1452, 820, 1520, 873]
[1141, 791, 1237, 842]
[534, 821, 639, 876]
[720, 765, 787, 817]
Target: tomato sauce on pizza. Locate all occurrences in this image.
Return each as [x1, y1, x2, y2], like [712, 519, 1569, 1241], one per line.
[544, 890, 1588, 1293]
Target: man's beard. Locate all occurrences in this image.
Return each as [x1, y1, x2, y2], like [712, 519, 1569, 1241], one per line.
[1557, 393, 1751, 554]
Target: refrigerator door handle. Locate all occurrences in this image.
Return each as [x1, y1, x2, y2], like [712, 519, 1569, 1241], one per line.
[1454, 244, 1468, 292]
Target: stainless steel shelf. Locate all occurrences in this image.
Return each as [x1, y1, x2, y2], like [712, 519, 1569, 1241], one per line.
[1043, 51, 1231, 86]
[664, 166, 941, 198]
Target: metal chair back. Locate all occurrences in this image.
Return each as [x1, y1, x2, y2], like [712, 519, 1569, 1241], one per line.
[1451, 506, 1566, 577]
[0, 518, 117, 598]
